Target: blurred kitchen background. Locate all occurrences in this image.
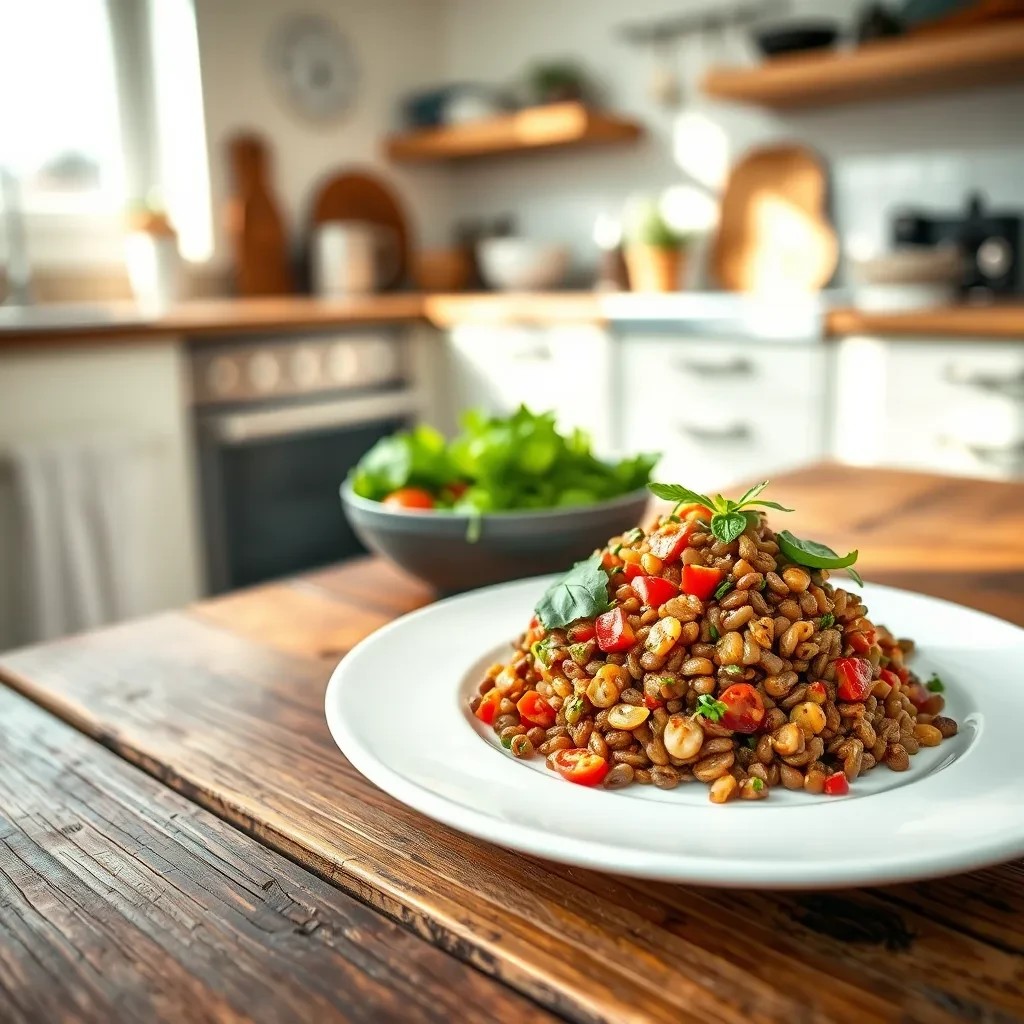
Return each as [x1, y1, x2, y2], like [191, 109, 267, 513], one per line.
[2, 0, 1023, 648]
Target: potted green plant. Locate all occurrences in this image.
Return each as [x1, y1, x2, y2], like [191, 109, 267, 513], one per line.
[623, 200, 691, 293]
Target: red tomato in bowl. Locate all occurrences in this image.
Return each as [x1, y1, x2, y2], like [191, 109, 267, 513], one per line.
[382, 487, 435, 510]
[718, 683, 765, 734]
[552, 748, 609, 787]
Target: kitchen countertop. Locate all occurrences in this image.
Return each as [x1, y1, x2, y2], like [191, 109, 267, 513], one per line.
[1, 462, 1023, 1024]
[1, 292, 1022, 345]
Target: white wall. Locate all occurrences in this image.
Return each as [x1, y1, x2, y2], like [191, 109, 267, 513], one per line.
[438, 0, 1024, 281]
[193, 0, 453, 271]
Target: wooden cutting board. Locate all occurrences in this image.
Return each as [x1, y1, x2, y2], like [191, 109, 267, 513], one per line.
[712, 144, 838, 293]
[223, 134, 294, 296]
[309, 170, 411, 289]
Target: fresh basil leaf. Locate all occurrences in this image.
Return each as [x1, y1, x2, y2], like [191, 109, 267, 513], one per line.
[777, 530, 859, 572]
[711, 511, 747, 544]
[844, 567, 864, 588]
[534, 553, 613, 629]
[736, 480, 769, 506]
[749, 500, 795, 512]
[648, 482, 715, 508]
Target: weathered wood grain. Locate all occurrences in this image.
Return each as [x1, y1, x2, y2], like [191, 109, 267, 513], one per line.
[3, 464, 1024, 1024]
[0, 687, 554, 1024]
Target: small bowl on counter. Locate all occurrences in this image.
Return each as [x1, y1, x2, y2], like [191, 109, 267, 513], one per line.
[477, 238, 570, 291]
[341, 482, 650, 593]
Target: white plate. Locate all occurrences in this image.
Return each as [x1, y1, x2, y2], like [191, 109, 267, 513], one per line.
[325, 577, 1024, 888]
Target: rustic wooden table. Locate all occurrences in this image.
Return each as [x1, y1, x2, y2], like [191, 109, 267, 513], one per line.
[2, 464, 1023, 1024]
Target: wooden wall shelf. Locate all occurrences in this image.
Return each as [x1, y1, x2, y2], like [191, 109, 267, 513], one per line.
[384, 102, 643, 163]
[702, 22, 1024, 109]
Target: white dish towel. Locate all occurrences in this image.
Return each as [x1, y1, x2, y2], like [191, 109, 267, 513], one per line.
[7, 435, 157, 643]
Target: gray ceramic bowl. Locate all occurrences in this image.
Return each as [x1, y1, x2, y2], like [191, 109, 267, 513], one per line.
[341, 481, 651, 593]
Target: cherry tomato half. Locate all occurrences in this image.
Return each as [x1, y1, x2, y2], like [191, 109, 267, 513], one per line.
[517, 691, 556, 729]
[552, 748, 609, 787]
[823, 771, 850, 796]
[682, 564, 725, 601]
[835, 657, 873, 702]
[475, 688, 502, 725]
[382, 487, 434, 510]
[631, 575, 678, 608]
[595, 607, 635, 653]
[718, 683, 766, 734]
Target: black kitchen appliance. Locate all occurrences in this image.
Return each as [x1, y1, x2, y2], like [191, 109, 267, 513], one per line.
[189, 330, 417, 593]
[892, 193, 1022, 296]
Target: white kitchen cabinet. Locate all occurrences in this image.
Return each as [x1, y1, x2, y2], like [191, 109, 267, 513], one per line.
[444, 322, 616, 452]
[833, 336, 1024, 479]
[0, 339, 201, 650]
[618, 335, 828, 491]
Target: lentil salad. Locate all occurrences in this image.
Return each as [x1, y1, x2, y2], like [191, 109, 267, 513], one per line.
[470, 480, 957, 803]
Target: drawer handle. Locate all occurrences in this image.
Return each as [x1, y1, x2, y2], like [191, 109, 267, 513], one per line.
[677, 422, 752, 443]
[676, 357, 754, 377]
[943, 365, 1024, 399]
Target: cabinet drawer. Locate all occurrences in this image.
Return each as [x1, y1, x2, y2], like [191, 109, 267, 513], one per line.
[621, 337, 826, 410]
[624, 405, 826, 493]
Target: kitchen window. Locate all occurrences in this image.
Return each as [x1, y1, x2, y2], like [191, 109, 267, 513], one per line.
[0, 0, 212, 268]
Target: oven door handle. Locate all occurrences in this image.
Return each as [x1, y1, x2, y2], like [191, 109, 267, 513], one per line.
[201, 390, 420, 445]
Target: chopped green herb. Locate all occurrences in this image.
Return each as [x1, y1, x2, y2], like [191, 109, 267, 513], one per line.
[926, 674, 945, 693]
[714, 579, 734, 601]
[530, 640, 550, 666]
[745, 735, 760, 750]
[759, 578, 768, 591]
[500, 733, 514, 749]
[750, 777, 764, 792]
[610, 543, 623, 556]
[648, 479, 793, 545]
[564, 694, 585, 725]
[667, 514, 682, 523]
[625, 527, 645, 543]
[721, 665, 744, 677]
[567, 642, 592, 666]
[609, 565, 625, 576]
[694, 694, 728, 722]
[534, 553, 613, 629]
[709, 624, 720, 641]
[776, 530, 863, 587]
[820, 612, 835, 628]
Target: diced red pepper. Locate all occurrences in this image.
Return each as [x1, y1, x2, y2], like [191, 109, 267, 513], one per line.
[623, 561, 646, 581]
[895, 665, 910, 684]
[516, 691, 556, 729]
[847, 628, 878, 654]
[595, 607, 635, 653]
[904, 681, 931, 710]
[835, 657, 873, 702]
[631, 575, 678, 608]
[682, 564, 725, 601]
[551, 748, 609, 787]
[879, 668, 901, 690]
[823, 771, 850, 796]
[644, 693, 665, 710]
[647, 520, 698, 563]
[567, 620, 596, 643]
[475, 688, 502, 725]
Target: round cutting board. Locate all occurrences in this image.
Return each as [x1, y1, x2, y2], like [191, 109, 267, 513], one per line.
[713, 144, 838, 293]
[309, 170, 411, 289]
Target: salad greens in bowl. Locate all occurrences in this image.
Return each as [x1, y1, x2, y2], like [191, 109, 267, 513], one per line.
[342, 406, 658, 592]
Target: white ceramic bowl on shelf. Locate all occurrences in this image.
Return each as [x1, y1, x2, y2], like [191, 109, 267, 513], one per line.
[477, 238, 570, 291]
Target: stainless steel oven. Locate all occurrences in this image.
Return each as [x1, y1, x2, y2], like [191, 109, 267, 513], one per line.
[189, 330, 417, 593]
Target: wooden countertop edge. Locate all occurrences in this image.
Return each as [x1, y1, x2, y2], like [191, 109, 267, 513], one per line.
[1, 292, 1022, 345]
